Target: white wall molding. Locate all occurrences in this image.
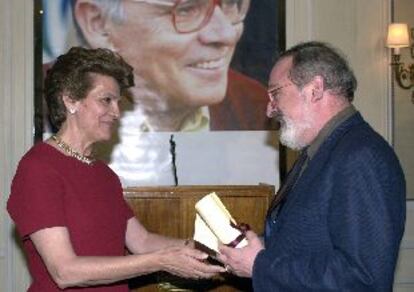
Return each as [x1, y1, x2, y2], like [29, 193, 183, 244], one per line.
[400, 201, 414, 248]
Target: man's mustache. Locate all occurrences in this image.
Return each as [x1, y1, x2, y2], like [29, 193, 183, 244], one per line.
[266, 101, 278, 118]
[266, 102, 282, 130]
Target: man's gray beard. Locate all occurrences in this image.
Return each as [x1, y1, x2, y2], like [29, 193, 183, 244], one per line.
[279, 115, 311, 151]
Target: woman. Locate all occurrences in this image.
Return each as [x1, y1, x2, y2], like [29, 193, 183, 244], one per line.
[7, 47, 224, 291]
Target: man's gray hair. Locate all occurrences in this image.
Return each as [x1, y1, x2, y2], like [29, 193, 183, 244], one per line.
[73, 0, 126, 24]
[280, 41, 357, 101]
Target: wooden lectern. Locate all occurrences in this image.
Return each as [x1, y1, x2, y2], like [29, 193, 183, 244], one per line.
[124, 185, 274, 292]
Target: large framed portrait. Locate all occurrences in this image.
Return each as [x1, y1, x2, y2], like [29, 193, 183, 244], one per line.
[34, 0, 285, 187]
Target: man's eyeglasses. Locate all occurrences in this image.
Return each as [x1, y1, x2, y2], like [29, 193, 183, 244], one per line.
[267, 83, 293, 102]
[131, 0, 251, 33]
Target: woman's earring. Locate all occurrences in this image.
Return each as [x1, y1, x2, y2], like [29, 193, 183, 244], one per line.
[69, 108, 76, 114]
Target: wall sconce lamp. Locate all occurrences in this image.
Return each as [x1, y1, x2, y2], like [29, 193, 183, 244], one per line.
[386, 23, 414, 103]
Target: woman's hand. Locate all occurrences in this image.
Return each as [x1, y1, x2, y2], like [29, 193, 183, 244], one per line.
[156, 245, 225, 279]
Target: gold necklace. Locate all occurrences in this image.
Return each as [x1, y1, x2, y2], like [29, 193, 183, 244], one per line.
[51, 135, 95, 165]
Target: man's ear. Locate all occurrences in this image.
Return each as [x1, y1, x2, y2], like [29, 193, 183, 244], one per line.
[74, 0, 113, 49]
[309, 76, 325, 102]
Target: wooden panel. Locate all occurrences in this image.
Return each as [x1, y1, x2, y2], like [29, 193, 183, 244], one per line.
[127, 198, 181, 238]
[124, 185, 274, 292]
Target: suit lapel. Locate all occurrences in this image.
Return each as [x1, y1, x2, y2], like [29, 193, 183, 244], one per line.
[276, 113, 365, 221]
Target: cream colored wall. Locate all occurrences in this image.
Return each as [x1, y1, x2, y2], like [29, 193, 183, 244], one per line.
[393, 0, 414, 199]
[395, 203, 414, 290]
[392, 0, 414, 290]
[0, 0, 34, 291]
[1, 0, 412, 290]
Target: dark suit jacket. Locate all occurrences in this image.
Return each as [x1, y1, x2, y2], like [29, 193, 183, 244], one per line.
[254, 112, 406, 291]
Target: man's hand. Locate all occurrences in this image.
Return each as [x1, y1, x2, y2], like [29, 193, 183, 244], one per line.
[217, 230, 264, 278]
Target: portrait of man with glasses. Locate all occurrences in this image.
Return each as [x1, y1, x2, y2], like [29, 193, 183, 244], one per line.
[70, 0, 275, 132]
[40, 0, 282, 186]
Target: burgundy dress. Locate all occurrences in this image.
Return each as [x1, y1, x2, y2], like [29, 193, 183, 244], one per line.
[7, 142, 134, 291]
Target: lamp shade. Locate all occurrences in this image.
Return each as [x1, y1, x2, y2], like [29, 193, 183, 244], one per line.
[387, 23, 410, 48]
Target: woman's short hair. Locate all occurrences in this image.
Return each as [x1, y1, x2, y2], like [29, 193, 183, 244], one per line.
[44, 46, 134, 129]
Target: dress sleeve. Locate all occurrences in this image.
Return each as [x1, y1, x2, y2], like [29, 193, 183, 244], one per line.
[108, 165, 135, 222]
[121, 194, 135, 222]
[7, 156, 66, 238]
